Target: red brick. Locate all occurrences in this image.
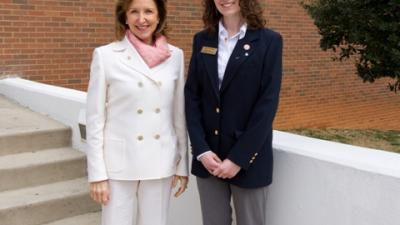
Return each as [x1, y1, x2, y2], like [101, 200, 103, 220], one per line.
[0, 0, 398, 130]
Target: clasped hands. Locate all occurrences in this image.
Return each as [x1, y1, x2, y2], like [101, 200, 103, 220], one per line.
[200, 152, 241, 179]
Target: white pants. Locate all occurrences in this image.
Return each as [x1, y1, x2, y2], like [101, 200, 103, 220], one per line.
[101, 177, 173, 225]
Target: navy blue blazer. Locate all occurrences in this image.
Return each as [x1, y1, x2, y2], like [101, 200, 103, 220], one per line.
[184, 27, 283, 188]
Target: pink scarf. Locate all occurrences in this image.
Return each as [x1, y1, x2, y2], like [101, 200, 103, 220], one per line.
[126, 30, 171, 68]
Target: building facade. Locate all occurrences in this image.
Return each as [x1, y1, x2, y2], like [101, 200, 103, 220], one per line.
[0, 0, 398, 129]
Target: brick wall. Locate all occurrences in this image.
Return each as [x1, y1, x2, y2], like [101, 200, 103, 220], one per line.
[0, 0, 399, 130]
[265, 0, 399, 130]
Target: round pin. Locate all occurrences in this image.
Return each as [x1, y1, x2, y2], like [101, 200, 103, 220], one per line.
[245, 52, 249, 56]
[243, 44, 250, 50]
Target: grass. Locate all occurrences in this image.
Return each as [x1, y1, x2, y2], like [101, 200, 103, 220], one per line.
[284, 129, 400, 153]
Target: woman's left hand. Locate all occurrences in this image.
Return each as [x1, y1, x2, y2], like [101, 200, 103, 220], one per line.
[172, 175, 188, 197]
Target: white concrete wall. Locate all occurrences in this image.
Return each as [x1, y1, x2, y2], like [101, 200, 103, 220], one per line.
[269, 131, 400, 225]
[0, 77, 86, 151]
[1, 78, 399, 225]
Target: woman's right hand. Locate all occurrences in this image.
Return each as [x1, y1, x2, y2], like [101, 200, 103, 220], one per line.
[90, 180, 110, 205]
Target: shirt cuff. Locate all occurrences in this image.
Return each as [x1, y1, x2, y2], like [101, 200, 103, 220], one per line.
[196, 150, 212, 161]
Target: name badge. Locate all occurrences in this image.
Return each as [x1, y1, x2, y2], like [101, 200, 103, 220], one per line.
[201, 46, 217, 55]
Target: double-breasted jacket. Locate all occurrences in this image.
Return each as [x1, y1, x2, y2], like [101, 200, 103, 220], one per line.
[86, 36, 188, 182]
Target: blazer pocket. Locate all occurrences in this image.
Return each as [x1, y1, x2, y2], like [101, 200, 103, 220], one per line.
[162, 135, 179, 162]
[103, 138, 126, 172]
[160, 75, 178, 91]
[165, 73, 178, 80]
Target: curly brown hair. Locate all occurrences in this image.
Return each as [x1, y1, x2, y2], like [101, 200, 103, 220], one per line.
[202, 0, 266, 33]
[114, 0, 168, 40]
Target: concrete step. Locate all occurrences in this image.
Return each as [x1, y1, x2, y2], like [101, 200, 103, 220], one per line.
[0, 96, 71, 156]
[0, 147, 87, 192]
[0, 177, 100, 225]
[42, 212, 101, 225]
[0, 128, 72, 156]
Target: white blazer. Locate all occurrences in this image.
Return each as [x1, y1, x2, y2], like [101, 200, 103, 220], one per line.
[86, 36, 188, 182]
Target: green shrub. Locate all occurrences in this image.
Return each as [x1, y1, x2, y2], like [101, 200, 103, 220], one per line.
[302, 0, 400, 92]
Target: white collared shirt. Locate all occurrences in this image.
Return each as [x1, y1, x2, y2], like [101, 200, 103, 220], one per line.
[217, 20, 247, 89]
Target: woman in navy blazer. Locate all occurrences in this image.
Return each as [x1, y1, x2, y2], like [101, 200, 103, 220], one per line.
[185, 0, 283, 224]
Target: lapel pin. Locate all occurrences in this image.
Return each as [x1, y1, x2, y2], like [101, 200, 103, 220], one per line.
[243, 44, 250, 50]
[245, 52, 249, 56]
[201, 46, 218, 55]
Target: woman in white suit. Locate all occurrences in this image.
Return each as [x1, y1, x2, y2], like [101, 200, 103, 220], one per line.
[86, 0, 188, 224]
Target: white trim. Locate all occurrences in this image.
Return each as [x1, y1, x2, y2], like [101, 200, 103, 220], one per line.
[273, 130, 400, 179]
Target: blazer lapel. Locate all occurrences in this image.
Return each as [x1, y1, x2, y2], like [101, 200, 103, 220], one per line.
[200, 33, 220, 101]
[220, 29, 260, 93]
[115, 37, 158, 85]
